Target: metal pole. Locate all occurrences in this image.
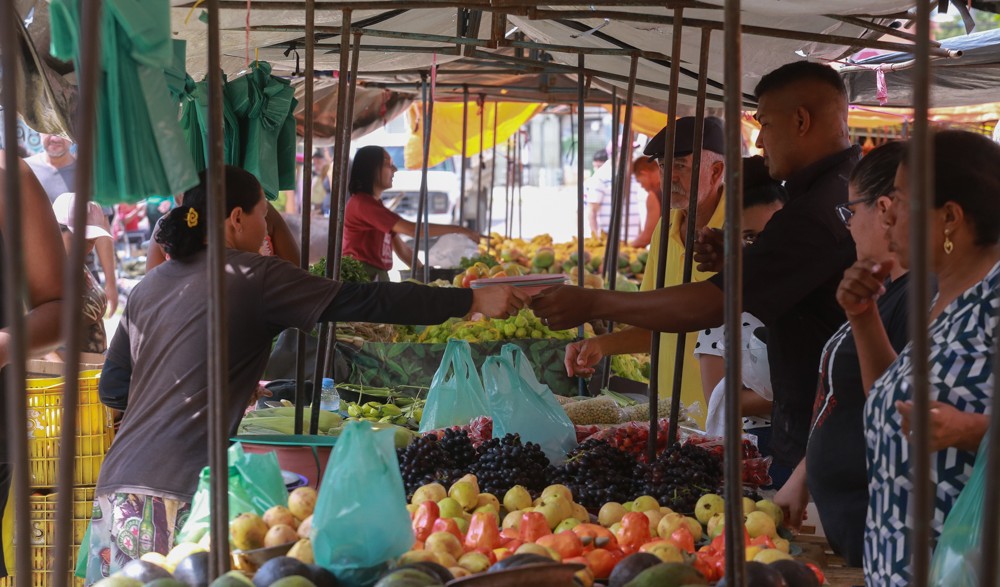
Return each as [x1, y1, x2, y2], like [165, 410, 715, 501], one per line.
[908, 0, 933, 585]
[610, 89, 619, 242]
[206, 0, 231, 579]
[517, 130, 523, 239]
[666, 27, 710, 446]
[412, 73, 431, 280]
[460, 85, 470, 226]
[477, 95, 485, 234]
[600, 60, 638, 392]
[722, 0, 746, 582]
[295, 0, 316, 435]
[1, 5, 31, 586]
[312, 8, 352, 434]
[646, 6, 683, 465]
[422, 75, 434, 283]
[487, 102, 499, 245]
[576, 54, 587, 396]
[505, 137, 514, 239]
[53, 0, 102, 581]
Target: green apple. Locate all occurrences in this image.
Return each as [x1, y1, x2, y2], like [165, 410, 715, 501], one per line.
[745, 511, 778, 539]
[503, 485, 532, 512]
[554, 517, 582, 533]
[632, 495, 660, 513]
[755, 499, 784, 528]
[412, 483, 447, 505]
[437, 497, 464, 520]
[598, 502, 627, 527]
[695, 494, 725, 525]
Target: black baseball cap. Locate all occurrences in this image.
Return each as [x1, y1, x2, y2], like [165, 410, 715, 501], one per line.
[643, 116, 725, 161]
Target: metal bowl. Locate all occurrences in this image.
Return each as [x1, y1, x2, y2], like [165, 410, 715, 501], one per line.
[446, 563, 585, 587]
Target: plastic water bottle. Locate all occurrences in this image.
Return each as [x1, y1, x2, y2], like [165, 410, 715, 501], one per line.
[319, 378, 340, 412]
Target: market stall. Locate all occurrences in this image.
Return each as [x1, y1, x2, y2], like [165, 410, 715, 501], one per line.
[1, 1, 993, 587]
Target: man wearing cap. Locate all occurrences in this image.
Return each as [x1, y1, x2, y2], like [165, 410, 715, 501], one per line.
[52, 193, 118, 319]
[565, 116, 727, 427]
[537, 62, 858, 488]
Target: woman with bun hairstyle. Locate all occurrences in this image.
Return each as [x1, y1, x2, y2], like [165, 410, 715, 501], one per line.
[342, 145, 480, 281]
[87, 166, 528, 581]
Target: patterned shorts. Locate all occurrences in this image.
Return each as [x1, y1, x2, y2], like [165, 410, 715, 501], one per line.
[84, 492, 190, 585]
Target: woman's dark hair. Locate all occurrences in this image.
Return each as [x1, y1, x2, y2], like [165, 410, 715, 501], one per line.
[348, 146, 388, 194]
[902, 130, 1000, 246]
[155, 166, 263, 260]
[850, 141, 904, 207]
[743, 155, 787, 209]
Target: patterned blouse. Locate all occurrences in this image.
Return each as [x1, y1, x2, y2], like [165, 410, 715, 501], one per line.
[863, 261, 998, 585]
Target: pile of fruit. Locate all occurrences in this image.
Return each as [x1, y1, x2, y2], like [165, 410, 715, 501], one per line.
[237, 405, 418, 446]
[389, 474, 824, 586]
[485, 233, 650, 281]
[396, 309, 579, 344]
[93, 487, 326, 586]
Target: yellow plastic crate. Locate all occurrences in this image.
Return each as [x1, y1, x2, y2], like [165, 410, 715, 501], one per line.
[0, 489, 94, 587]
[25, 372, 114, 488]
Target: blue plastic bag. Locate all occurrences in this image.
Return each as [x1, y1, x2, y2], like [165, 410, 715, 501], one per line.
[175, 443, 287, 544]
[419, 340, 490, 433]
[312, 421, 414, 586]
[929, 431, 995, 586]
[482, 344, 577, 464]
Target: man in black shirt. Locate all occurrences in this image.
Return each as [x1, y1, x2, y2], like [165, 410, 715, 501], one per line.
[533, 61, 858, 481]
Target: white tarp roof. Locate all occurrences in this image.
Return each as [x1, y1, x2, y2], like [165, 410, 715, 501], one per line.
[170, 1, 919, 106]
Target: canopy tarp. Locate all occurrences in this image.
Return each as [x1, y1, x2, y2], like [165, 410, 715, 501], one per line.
[403, 101, 543, 170]
[843, 29, 1000, 108]
[290, 78, 414, 146]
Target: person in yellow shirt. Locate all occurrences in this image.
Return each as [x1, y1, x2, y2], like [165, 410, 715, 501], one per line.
[564, 116, 726, 427]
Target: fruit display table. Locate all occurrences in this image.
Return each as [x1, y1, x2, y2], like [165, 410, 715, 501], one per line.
[337, 338, 579, 395]
[794, 535, 865, 587]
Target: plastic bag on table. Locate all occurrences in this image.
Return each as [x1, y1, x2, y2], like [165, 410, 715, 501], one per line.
[419, 340, 490, 433]
[482, 344, 576, 464]
[929, 431, 993, 586]
[312, 421, 414, 586]
[684, 430, 772, 487]
[175, 443, 287, 545]
[428, 234, 480, 269]
[580, 419, 673, 462]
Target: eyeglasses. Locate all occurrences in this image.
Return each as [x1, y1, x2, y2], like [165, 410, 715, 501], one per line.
[835, 196, 879, 227]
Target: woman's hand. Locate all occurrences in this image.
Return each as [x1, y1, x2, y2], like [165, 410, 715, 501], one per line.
[773, 461, 809, 532]
[837, 258, 894, 318]
[564, 338, 606, 378]
[469, 285, 531, 319]
[895, 400, 989, 453]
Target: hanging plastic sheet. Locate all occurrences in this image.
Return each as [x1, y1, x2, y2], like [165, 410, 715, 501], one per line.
[49, 0, 198, 204]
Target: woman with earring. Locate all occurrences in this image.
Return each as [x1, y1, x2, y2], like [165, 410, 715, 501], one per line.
[342, 146, 480, 281]
[836, 130, 996, 584]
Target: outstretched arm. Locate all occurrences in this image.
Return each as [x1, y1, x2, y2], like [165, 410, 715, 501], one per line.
[533, 280, 724, 333]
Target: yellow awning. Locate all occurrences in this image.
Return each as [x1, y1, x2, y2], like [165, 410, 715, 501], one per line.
[404, 101, 543, 170]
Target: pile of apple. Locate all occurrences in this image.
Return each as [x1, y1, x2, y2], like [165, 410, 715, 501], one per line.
[398, 475, 810, 585]
[226, 487, 319, 567]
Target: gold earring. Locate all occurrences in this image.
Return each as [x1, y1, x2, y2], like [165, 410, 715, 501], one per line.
[944, 231, 954, 255]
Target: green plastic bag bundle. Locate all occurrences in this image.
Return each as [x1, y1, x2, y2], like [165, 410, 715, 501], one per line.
[482, 344, 577, 464]
[49, 0, 199, 204]
[312, 421, 414, 586]
[929, 431, 995, 586]
[175, 443, 287, 545]
[419, 340, 490, 433]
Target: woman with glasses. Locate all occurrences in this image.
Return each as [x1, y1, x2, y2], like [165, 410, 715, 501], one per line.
[342, 146, 480, 282]
[840, 131, 995, 584]
[775, 141, 907, 566]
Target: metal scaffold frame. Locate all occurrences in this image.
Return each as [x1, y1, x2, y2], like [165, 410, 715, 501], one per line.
[0, 1, 969, 585]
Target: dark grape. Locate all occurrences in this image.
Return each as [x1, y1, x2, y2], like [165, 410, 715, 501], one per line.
[548, 439, 640, 512]
[470, 433, 550, 497]
[637, 442, 723, 515]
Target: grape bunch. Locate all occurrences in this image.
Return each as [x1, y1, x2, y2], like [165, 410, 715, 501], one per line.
[432, 428, 480, 486]
[397, 434, 449, 497]
[470, 433, 550, 496]
[638, 443, 723, 515]
[548, 439, 639, 512]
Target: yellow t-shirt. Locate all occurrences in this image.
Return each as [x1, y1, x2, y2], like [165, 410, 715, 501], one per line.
[639, 192, 726, 428]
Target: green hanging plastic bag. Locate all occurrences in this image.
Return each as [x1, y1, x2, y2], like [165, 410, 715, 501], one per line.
[482, 344, 576, 464]
[174, 443, 287, 545]
[312, 421, 414, 586]
[929, 431, 995, 586]
[419, 340, 490, 433]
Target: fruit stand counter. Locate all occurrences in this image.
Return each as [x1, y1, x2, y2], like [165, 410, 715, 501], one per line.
[336, 338, 579, 395]
[794, 535, 865, 587]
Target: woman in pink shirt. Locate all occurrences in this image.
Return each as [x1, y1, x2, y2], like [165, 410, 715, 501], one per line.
[342, 146, 479, 281]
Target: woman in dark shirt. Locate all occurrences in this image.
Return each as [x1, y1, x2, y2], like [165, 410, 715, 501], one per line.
[774, 142, 907, 565]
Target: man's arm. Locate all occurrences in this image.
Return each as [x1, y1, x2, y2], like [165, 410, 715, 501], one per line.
[266, 203, 300, 266]
[99, 323, 131, 411]
[391, 233, 419, 270]
[534, 280, 724, 333]
[564, 326, 651, 377]
[629, 192, 659, 248]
